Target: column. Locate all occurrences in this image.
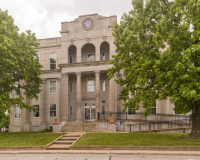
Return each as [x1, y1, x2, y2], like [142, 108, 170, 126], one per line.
[77, 47, 82, 63]
[109, 77, 115, 112]
[76, 72, 82, 121]
[95, 44, 100, 61]
[95, 70, 100, 119]
[40, 79, 47, 130]
[56, 78, 61, 120]
[60, 73, 68, 122]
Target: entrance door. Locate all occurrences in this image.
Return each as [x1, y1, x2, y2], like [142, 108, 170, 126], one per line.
[85, 103, 96, 121]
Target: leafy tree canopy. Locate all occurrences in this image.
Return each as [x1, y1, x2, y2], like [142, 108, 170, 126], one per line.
[0, 9, 43, 115]
[108, 0, 200, 132]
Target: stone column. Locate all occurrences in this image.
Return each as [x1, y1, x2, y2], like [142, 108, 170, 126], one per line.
[95, 70, 100, 119]
[77, 47, 81, 63]
[109, 77, 115, 112]
[95, 44, 100, 61]
[76, 72, 82, 121]
[56, 78, 61, 120]
[60, 73, 68, 122]
[40, 79, 47, 130]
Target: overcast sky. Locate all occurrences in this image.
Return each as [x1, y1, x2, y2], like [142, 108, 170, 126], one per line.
[0, 0, 133, 39]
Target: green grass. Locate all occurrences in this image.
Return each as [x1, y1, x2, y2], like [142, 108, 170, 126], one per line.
[0, 131, 65, 146]
[75, 133, 200, 146]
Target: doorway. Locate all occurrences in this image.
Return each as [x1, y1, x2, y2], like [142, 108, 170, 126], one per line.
[85, 103, 96, 121]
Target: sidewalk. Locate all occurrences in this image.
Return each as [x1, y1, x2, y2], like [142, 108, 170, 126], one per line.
[0, 150, 200, 156]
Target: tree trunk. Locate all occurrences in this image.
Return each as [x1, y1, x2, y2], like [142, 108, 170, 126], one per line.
[192, 106, 200, 133]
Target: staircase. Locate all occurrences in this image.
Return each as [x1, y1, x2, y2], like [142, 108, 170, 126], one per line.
[60, 122, 84, 132]
[46, 132, 85, 150]
[84, 121, 110, 132]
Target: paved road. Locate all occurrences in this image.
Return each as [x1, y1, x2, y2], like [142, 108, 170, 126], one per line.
[1, 154, 199, 160]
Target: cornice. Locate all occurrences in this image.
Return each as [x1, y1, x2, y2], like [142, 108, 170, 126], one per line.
[41, 69, 61, 74]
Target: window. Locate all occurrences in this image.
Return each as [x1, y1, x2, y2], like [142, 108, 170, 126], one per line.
[15, 106, 21, 118]
[69, 83, 72, 93]
[87, 54, 94, 62]
[69, 106, 72, 117]
[33, 105, 39, 117]
[14, 84, 20, 96]
[102, 105, 105, 116]
[34, 54, 39, 62]
[50, 104, 56, 117]
[50, 81, 56, 94]
[150, 104, 156, 114]
[102, 52, 105, 61]
[128, 107, 135, 115]
[50, 53, 56, 69]
[87, 79, 94, 92]
[70, 56, 73, 63]
[102, 80, 105, 91]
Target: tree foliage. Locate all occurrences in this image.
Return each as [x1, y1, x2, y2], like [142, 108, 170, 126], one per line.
[108, 0, 200, 132]
[0, 9, 43, 115]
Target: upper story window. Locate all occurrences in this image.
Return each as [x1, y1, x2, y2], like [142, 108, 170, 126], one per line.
[102, 80, 105, 91]
[50, 53, 56, 70]
[87, 54, 94, 62]
[14, 84, 20, 96]
[50, 81, 56, 94]
[102, 53, 105, 61]
[87, 79, 94, 92]
[69, 83, 72, 93]
[15, 106, 21, 118]
[70, 56, 73, 63]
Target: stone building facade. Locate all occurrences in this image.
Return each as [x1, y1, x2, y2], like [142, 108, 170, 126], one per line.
[9, 14, 180, 132]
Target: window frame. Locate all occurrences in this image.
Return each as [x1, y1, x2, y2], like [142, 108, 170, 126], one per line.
[33, 105, 39, 118]
[102, 80, 105, 91]
[49, 52, 56, 70]
[128, 107, 136, 115]
[69, 82, 72, 93]
[14, 106, 21, 119]
[49, 81, 56, 94]
[69, 106, 73, 117]
[102, 105, 105, 116]
[49, 104, 56, 117]
[87, 79, 94, 92]
[14, 84, 20, 96]
[150, 103, 156, 115]
[70, 56, 73, 63]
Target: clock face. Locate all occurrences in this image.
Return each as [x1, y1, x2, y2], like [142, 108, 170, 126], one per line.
[83, 19, 93, 30]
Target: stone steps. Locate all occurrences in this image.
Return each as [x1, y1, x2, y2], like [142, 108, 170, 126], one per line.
[46, 132, 85, 150]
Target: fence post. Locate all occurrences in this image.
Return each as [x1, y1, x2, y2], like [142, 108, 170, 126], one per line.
[139, 124, 141, 131]
[130, 125, 131, 132]
[126, 112, 127, 120]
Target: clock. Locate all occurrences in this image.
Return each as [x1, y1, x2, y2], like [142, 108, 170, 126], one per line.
[83, 18, 94, 30]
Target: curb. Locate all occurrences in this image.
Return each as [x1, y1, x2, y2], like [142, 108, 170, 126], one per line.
[1, 150, 200, 156]
[70, 146, 200, 151]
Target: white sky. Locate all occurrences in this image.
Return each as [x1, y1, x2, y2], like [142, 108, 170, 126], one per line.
[0, 0, 133, 39]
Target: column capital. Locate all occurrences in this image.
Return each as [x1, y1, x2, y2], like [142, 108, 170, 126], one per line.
[61, 73, 68, 79]
[94, 70, 100, 77]
[75, 72, 82, 78]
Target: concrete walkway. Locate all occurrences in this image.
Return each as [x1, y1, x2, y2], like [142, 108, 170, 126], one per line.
[0, 150, 200, 156]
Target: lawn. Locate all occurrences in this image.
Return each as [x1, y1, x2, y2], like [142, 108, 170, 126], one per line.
[75, 133, 200, 146]
[0, 131, 65, 146]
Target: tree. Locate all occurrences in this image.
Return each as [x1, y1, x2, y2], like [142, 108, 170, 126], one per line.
[0, 109, 10, 131]
[0, 9, 43, 119]
[108, 0, 200, 133]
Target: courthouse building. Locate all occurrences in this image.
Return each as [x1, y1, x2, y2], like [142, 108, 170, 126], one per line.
[9, 14, 180, 132]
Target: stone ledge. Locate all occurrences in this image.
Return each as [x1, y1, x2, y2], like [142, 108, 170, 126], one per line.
[0, 146, 45, 151]
[70, 146, 200, 151]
